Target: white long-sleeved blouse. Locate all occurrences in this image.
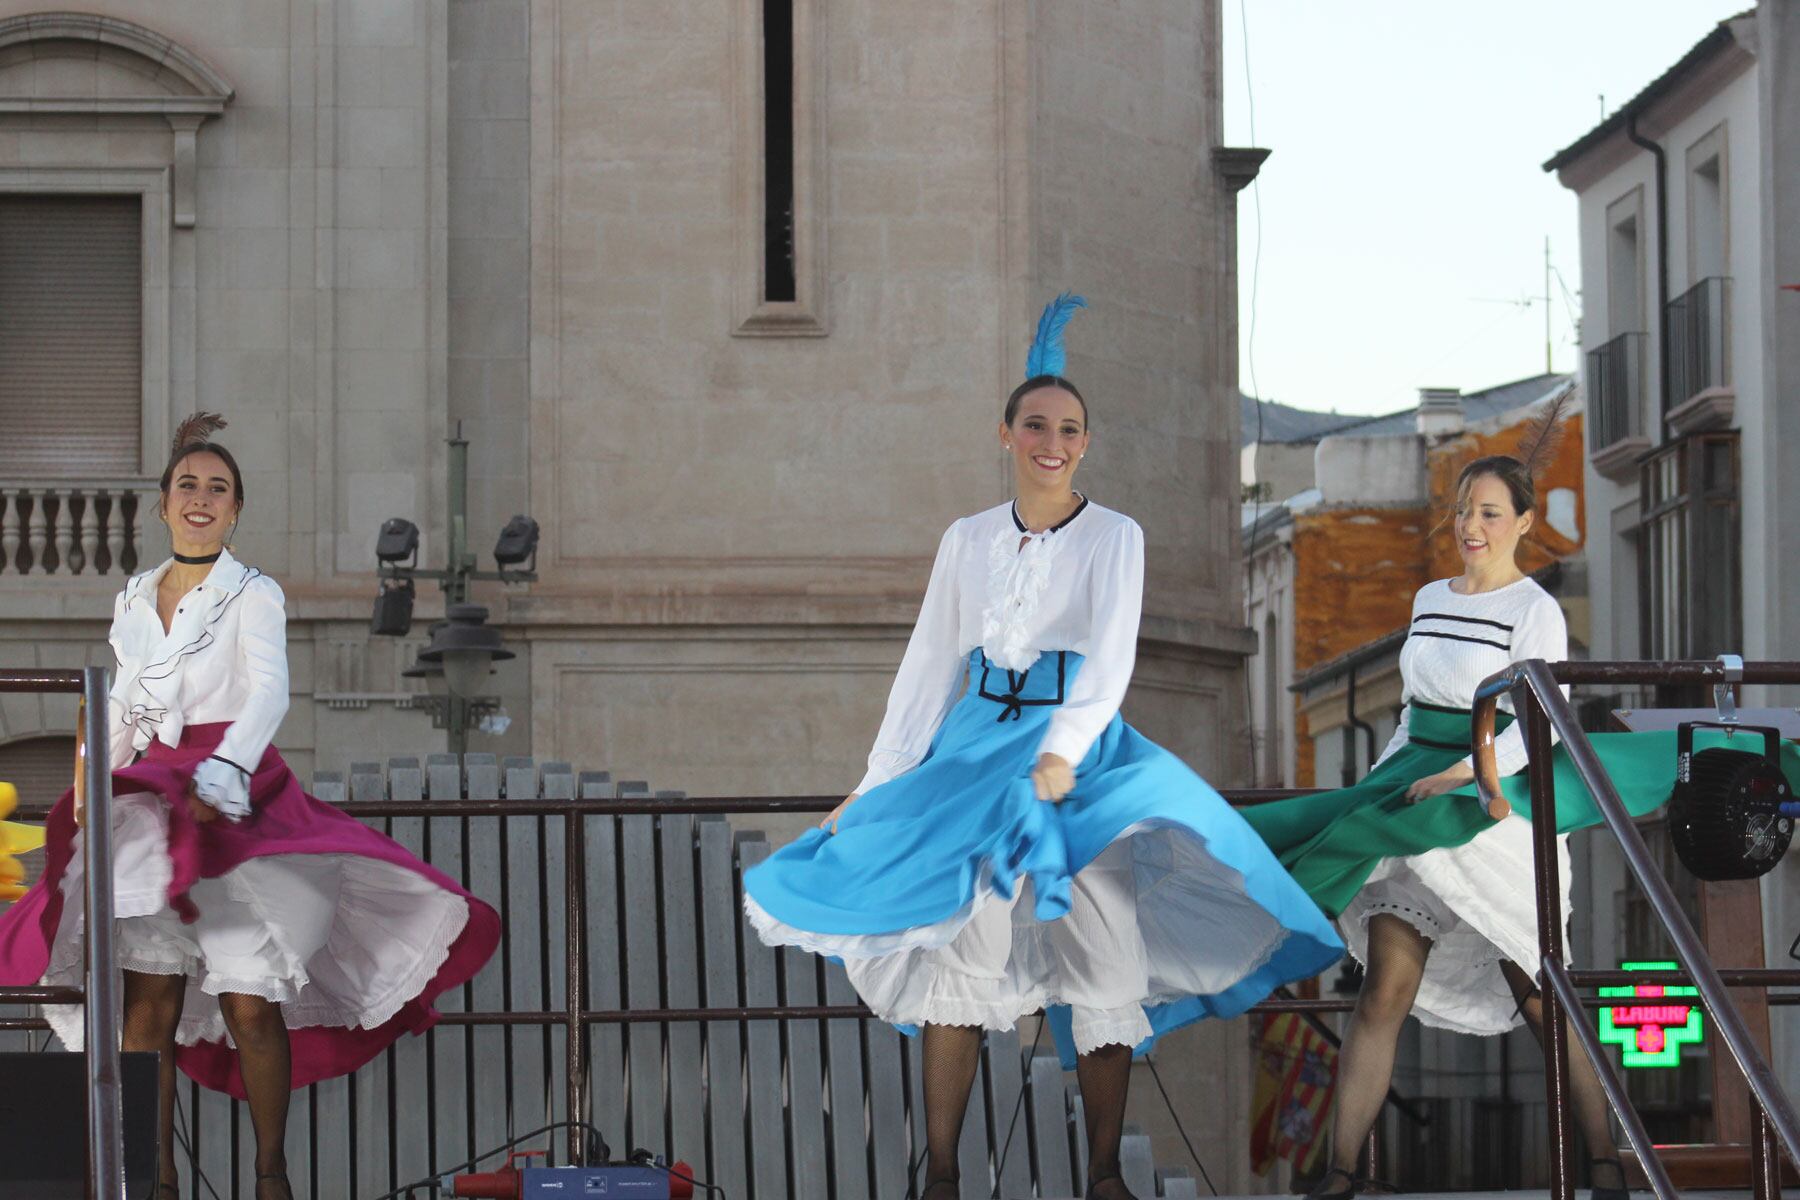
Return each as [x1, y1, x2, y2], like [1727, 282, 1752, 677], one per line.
[1375, 576, 1569, 777]
[855, 498, 1145, 796]
[107, 548, 290, 814]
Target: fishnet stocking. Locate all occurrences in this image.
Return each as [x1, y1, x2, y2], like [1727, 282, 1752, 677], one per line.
[1498, 961, 1623, 1188]
[1077, 1042, 1136, 1198]
[920, 1023, 981, 1196]
[1328, 914, 1431, 1176]
[121, 970, 186, 1193]
[217, 992, 293, 1198]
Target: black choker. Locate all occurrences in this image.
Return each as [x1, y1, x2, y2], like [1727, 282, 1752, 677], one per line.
[171, 551, 222, 565]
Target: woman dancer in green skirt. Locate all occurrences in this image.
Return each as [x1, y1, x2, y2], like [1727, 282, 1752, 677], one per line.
[1242, 400, 1628, 1200]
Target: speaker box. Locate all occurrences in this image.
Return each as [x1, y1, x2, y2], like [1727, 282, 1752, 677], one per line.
[0, 1050, 158, 1197]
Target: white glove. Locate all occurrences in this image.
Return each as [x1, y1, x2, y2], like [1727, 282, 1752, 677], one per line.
[191, 756, 252, 822]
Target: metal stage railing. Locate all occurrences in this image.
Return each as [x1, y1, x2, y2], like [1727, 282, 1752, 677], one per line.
[1474, 659, 1800, 1200]
[29, 662, 1800, 1195]
[7, 785, 1417, 1192]
[0, 668, 120, 1198]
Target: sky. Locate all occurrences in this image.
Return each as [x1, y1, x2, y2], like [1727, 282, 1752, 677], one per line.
[1222, 0, 1749, 417]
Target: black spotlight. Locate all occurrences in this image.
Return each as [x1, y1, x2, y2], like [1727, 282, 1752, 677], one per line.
[376, 517, 420, 565]
[370, 576, 415, 637]
[1668, 721, 1794, 882]
[493, 514, 539, 568]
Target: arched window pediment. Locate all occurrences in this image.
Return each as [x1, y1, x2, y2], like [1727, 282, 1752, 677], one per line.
[0, 13, 233, 227]
[0, 13, 232, 110]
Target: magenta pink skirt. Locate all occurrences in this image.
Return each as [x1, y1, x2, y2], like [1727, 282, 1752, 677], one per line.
[0, 722, 500, 1098]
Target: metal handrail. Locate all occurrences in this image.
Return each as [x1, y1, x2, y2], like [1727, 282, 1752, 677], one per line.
[0, 667, 119, 1199]
[1473, 658, 1800, 1200]
[1541, 956, 1680, 1200]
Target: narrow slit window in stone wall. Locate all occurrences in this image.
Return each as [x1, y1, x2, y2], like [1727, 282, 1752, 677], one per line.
[762, 0, 797, 303]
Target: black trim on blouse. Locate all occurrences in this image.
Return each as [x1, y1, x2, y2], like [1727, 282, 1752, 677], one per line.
[1412, 611, 1514, 633]
[1408, 630, 1510, 652]
[1010, 494, 1089, 534]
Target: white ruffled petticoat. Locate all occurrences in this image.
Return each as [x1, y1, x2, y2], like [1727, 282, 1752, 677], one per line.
[1340, 813, 1572, 1035]
[42, 791, 469, 1050]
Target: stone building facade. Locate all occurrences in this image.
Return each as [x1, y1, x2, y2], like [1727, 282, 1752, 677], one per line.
[0, 0, 1262, 1186]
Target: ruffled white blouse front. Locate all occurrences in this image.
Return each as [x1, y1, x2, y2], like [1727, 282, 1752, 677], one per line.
[855, 499, 1145, 795]
[107, 549, 289, 815]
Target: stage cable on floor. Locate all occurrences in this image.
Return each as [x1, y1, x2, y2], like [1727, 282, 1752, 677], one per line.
[990, 1019, 1047, 1196]
[367, 1120, 611, 1200]
[628, 1148, 727, 1198]
[174, 1100, 226, 1200]
[1145, 1053, 1219, 1196]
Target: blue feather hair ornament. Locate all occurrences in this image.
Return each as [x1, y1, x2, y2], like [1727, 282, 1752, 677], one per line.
[1023, 292, 1087, 380]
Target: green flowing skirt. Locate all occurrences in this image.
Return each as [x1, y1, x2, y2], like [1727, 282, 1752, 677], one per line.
[1243, 704, 1800, 919]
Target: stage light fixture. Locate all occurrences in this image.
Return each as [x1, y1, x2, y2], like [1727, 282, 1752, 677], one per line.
[493, 515, 539, 568]
[376, 517, 420, 565]
[370, 577, 416, 637]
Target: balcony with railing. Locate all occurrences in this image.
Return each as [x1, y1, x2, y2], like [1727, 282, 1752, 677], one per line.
[1663, 276, 1733, 435]
[0, 479, 155, 584]
[1586, 331, 1649, 479]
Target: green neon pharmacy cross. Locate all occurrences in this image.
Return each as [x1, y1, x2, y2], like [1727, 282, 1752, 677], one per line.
[1597, 960, 1706, 1069]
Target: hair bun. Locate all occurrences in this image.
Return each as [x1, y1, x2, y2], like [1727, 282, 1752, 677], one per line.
[171, 411, 228, 453]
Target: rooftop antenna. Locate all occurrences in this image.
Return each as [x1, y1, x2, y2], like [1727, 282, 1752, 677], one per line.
[1544, 236, 1554, 374]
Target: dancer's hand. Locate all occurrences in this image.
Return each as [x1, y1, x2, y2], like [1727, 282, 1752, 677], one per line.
[186, 784, 219, 824]
[1405, 762, 1474, 803]
[821, 793, 859, 833]
[1032, 753, 1074, 803]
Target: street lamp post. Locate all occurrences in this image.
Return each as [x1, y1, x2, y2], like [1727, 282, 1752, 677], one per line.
[371, 424, 537, 755]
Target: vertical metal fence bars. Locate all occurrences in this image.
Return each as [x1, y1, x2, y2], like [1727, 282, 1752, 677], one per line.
[0, 667, 121, 1198]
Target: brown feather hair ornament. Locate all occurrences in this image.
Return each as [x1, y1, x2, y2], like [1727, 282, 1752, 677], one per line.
[171, 411, 228, 454]
[1514, 385, 1573, 482]
[159, 411, 246, 508]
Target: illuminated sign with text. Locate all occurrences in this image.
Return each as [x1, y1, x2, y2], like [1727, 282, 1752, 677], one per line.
[1597, 960, 1705, 1069]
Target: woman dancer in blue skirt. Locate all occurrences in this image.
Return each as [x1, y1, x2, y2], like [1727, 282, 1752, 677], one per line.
[744, 295, 1341, 1200]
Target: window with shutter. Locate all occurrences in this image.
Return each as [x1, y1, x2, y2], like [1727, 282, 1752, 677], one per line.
[0, 194, 143, 477]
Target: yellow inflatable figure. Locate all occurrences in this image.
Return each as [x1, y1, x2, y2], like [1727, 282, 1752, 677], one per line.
[0, 782, 44, 902]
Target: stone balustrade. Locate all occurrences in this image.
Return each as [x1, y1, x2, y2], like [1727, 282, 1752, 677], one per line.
[0, 479, 154, 578]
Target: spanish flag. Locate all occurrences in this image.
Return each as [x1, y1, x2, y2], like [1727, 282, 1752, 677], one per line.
[0, 782, 44, 902]
[1249, 1011, 1338, 1177]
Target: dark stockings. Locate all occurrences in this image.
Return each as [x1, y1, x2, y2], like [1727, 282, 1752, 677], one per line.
[1326, 914, 1430, 1178]
[217, 992, 293, 1199]
[122, 971, 186, 1193]
[1498, 961, 1624, 1191]
[918, 1024, 1136, 1199]
[1077, 1042, 1135, 1198]
[920, 1023, 981, 1195]
[1322, 919, 1623, 1192]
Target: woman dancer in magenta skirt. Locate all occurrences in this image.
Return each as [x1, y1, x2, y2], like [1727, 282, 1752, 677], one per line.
[744, 297, 1341, 1199]
[0, 415, 500, 1199]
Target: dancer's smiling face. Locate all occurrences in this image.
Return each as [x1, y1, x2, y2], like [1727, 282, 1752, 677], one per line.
[1454, 471, 1532, 570]
[1001, 385, 1089, 492]
[161, 450, 242, 558]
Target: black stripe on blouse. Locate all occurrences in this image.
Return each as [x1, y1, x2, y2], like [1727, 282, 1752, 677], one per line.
[1408, 629, 1510, 652]
[1412, 611, 1515, 633]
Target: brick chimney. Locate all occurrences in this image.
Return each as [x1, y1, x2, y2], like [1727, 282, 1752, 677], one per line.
[1416, 386, 1464, 438]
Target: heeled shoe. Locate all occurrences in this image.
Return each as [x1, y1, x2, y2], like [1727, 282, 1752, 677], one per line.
[920, 1176, 959, 1200]
[255, 1173, 294, 1200]
[1306, 1167, 1359, 1199]
[146, 1183, 178, 1199]
[1591, 1156, 1629, 1200]
[1085, 1165, 1139, 1198]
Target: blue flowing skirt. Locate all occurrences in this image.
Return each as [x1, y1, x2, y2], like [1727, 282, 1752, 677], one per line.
[744, 651, 1342, 1066]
